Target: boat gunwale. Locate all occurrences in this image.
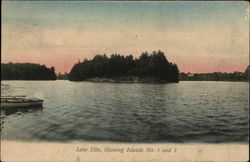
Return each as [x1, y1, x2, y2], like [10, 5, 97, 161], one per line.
[1, 96, 43, 104]
[1, 100, 43, 104]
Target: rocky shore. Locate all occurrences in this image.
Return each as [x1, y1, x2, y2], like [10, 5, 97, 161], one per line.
[85, 76, 172, 83]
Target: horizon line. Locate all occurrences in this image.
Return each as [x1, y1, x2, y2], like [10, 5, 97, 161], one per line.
[1, 61, 249, 75]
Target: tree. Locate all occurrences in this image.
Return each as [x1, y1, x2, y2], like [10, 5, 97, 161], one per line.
[1, 63, 57, 80]
[69, 50, 179, 82]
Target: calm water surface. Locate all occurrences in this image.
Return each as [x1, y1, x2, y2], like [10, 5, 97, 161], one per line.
[1, 81, 249, 143]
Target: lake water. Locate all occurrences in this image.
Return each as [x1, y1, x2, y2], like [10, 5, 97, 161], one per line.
[1, 81, 249, 143]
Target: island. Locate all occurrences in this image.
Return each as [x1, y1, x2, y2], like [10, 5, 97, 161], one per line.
[179, 65, 249, 82]
[1, 63, 56, 80]
[68, 50, 179, 83]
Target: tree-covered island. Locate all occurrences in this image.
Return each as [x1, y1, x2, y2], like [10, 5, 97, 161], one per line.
[69, 50, 179, 83]
[1, 63, 56, 80]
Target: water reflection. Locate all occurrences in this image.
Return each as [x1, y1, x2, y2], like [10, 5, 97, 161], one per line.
[1, 81, 249, 143]
[2, 106, 43, 116]
[1, 106, 43, 132]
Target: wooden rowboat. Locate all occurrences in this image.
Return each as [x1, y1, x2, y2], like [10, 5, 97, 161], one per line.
[1, 96, 43, 108]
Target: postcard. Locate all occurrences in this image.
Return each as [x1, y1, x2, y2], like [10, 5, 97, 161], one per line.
[1, 1, 249, 161]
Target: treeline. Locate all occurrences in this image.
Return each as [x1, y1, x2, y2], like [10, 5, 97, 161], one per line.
[69, 50, 179, 82]
[1, 63, 56, 80]
[57, 72, 69, 80]
[179, 66, 249, 81]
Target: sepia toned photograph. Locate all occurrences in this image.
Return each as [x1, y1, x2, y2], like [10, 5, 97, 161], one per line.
[1, 1, 249, 161]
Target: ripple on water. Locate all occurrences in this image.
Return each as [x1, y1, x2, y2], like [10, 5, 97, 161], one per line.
[1, 81, 249, 143]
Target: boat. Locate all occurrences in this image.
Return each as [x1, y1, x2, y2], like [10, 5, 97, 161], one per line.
[1, 96, 43, 108]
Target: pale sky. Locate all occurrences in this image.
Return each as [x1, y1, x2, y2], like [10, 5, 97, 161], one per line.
[2, 1, 249, 73]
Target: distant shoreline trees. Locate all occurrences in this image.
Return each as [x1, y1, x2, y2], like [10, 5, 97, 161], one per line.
[2, 58, 248, 82]
[179, 65, 249, 82]
[57, 72, 69, 80]
[1, 63, 56, 80]
[69, 50, 179, 82]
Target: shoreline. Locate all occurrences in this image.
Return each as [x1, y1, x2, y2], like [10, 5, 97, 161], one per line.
[1, 79, 248, 82]
[84, 76, 173, 83]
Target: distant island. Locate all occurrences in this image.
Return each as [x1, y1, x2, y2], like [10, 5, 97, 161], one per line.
[68, 50, 179, 83]
[179, 65, 249, 82]
[1, 56, 249, 83]
[1, 63, 56, 80]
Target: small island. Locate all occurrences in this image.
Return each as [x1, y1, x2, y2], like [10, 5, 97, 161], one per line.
[68, 50, 179, 83]
[1, 63, 56, 80]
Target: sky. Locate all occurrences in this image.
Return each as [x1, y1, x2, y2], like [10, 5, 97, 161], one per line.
[2, 1, 249, 73]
